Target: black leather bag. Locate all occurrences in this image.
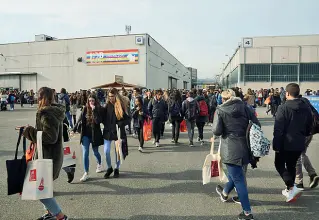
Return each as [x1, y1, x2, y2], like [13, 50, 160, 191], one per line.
[6, 127, 27, 195]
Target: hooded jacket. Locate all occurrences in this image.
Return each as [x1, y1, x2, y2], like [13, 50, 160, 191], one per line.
[23, 104, 65, 180]
[212, 97, 260, 166]
[181, 97, 199, 120]
[273, 98, 313, 152]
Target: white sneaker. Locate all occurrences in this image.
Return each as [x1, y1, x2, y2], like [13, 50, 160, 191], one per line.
[96, 164, 103, 173]
[282, 189, 289, 197]
[285, 186, 302, 203]
[153, 140, 156, 145]
[80, 172, 89, 182]
[156, 142, 160, 147]
[138, 146, 143, 152]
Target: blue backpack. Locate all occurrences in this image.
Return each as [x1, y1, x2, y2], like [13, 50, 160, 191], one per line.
[10, 96, 15, 102]
[170, 102, 181, 117]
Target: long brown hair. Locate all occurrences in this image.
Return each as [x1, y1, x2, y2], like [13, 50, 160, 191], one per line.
[38, 87, 55, 109]
[86, 94, 100, 125]
[107, 88, 128, 120]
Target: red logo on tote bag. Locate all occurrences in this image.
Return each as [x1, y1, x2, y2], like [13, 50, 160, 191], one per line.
[64, 146, 71, 155]
[38, 178, 44, 191]
[29, 169, 37, 181]
[72, 151, 76, 159]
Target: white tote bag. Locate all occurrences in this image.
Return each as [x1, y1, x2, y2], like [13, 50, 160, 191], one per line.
[115, 126, 124, 165]
[21, 131, 54, 200]
[202, 137, 227, 185]
[62, 123, 77, 168]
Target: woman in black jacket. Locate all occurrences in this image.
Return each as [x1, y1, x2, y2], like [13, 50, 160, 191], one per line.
[169, 90, 183, 144]
[132, 96, 147, 152]
[73, 94, 104, 182]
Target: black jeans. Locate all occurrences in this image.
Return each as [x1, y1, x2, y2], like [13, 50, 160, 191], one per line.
[136, 127, 144, 148]
[161, 122, 165, 136]
[152, 118, 162, 143]
[73, 115, 77, 125]
[171, 119, 181, 142]
[196, 122, 205, 140]
[275, 150, 302, 189]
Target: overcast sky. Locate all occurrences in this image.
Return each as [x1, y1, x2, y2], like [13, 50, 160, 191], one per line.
[0, 0, 318, 78]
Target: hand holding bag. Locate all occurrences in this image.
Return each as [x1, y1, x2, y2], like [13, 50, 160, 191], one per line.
[180, 120, 187, 132]
[143, 119, 152, 141]
[21, 131, 54, 200]
[6, 127, 27, 195]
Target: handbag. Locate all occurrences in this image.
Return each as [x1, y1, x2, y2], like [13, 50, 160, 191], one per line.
[26, 143, 36, 164]
[6, 127, 27, 195]
[143, 119, 152, 141]
[202, 137, 227, 185]
[21, 131, 54, 200]
[180, 120, 187, 132]
[62, 123, 76, 168]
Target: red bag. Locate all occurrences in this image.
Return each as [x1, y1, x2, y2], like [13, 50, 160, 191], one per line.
[180, 120, 187, 132]
[199, 100, 209, 116]
[143, 119, 152, 141]
[26, 143, 36, 164]
[211, 160, 220, 177]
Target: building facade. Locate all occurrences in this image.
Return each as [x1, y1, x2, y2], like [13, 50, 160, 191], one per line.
[0, 34, 191, 92]
[187, 67, 198, 88]
[219, 34, 319, 92]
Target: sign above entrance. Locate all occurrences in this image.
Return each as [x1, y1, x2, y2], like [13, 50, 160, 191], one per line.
[86, 49, 139, 65]
[115, 75, 124, 83]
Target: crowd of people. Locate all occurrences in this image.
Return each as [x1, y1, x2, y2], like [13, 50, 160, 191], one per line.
[7, 83, 319, 220]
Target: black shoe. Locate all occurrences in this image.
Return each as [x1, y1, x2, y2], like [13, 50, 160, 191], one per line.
[104, 167, 114, 179]
[37, 212, 55, 220]
[238, 211, 254, 220]
[67, 171, 75, 183]
[296, 183, 305, 191]
[310, 175, 319, 189]
[114, 169, 119, 178]
[189, 141, 194, 147]
[232, 196, 241, 204]
[174, 141, 179, 145]
[215, 185, 228, 202]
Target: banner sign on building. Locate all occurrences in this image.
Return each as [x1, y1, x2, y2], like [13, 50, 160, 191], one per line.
[305, 96, 319, 113]
[86, 49, 139, 65]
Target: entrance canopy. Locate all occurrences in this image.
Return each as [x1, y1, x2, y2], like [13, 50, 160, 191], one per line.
[92, 81, 145, 89]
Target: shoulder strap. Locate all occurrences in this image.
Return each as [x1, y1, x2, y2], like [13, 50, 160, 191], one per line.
[15, 127, 26, 160]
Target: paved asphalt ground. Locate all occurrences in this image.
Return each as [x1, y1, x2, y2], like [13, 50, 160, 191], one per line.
[0, 105, 319, 220]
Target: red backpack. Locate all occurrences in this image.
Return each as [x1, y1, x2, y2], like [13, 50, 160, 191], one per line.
[199, 100, 209, 116]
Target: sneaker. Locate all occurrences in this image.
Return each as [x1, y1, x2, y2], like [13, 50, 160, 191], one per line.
[104, 167, 114, 179]
[156, 142, 160, 147]
[171, 139, 175, 143]
[66, 171, 74, 183]
[37, 212, 54, 220]
[201, 140, 204, 146]
[80, 172, 89, 182]
[153, 140, 156, 145]
[114, 169, 120, 178]
[59, 215, 69, 220]
[215, 185, 228, 202]
[96, 164, 103, 173]
[197, 137, 201, 142]
[138, 146, 144, 152]
[296, 183, 305, 191]
[310, 175, 319, 189]
[190, 141, 194, 147]
[285, 185, 302, 203]
[232, 196, 241, 204]
[282, 189, 289, 197]
[238, 211, 254, 220]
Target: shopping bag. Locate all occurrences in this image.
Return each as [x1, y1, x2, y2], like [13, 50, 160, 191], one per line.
[115, 126, 125, 164]
[6, 127, 27, 195]
[26, 143, 36, 164]
[21, 131, 53, 200]
[143, 119, 152, 141]
[264, 97, 271, 105]
[202, 137, 227, 185]
[62, 144, 76, 168]
[180, 120, 187, 132]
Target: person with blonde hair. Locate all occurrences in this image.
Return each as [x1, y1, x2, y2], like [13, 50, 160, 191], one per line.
[243, 88, 256, 107]
[102, 88, 129, 178]
[213, 88, 260, 220]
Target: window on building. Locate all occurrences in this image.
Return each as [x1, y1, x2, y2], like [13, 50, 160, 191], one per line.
[244, 64, 270, 82]
[183, 81, 188, 89]
[271, 64, 298, 82]
[300, 63, 319, 82]
[230, 67, 238, 86]
[168, 77, 177, 89]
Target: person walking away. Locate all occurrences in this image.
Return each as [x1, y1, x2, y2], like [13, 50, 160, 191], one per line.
[294, 95, 319, 190]
[212, 89, 260, 220]
[132, 96, 147, 152]
[280, 87, 286, 104]
[70, 93, 78, 125]
[148, 89, 167, 147]
[22, 87, 68, 220]
[29, 89, 35, 107]
[208, 91, 218, 124]
[169, 90, 183, 144]
[273, 83, 313, 202]
[182, 91, 199, 147]
[271, 91, 281, 117]
[58, 88, 73, 129]
[19, 91, 25, 108]
[8, 90, 16, 111]
[73, 94, 104, 182]
[195, 90, 209, 145]
[102, 88, 129, 178]
[161, 90, 170, 137]
[243, 88, 255, 108]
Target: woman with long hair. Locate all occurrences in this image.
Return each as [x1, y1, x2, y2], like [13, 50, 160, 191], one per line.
[169, 90, 183, 144]
[73, 94, 104, 182]
[102, 88, 129, 178]
[132, 96, 147, 152]
[23, 87, 68, 220]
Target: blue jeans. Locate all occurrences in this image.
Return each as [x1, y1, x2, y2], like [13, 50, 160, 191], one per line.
[224, 164, 251, 212]
[104, 140, 120, 169]
[65, 111, 73, 128]
[40, 198, 61, 216]
[82, 136, 102, 173]
[10, 103, 14, 110]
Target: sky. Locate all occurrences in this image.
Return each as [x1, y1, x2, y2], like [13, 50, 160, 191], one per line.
[0, 0, 318, 79]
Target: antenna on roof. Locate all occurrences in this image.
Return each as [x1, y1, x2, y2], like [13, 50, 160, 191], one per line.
[125, 25, 131, 35]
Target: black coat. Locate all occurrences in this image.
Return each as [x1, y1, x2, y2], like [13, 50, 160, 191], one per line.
[148, 98, 168, 121]
[212, 97, 260, 166]
[273, 98, 313, 152]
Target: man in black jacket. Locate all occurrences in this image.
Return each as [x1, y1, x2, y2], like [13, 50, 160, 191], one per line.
[273, 83, 313, 203]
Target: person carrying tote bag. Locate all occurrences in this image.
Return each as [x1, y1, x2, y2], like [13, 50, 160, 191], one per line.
[22, 87, 68, 220]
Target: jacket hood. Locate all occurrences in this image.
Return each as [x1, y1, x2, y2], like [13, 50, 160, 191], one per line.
[38, 104, 66, 122]
[186, 97, 195, 102]
[218, 97, 245, 118]
[196, 95, 205, 101]
[285, 99, 310, 112]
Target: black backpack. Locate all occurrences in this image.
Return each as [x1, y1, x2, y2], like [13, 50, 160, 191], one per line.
[170, 102, 181, 117]
[301, 98, 319, 134]
[185, 100, 197, 120]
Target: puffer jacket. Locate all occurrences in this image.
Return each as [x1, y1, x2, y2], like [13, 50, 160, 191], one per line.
[148, 97, 168, 121]
[212, 97, 260, 166]
[23, 104, 65, 180]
